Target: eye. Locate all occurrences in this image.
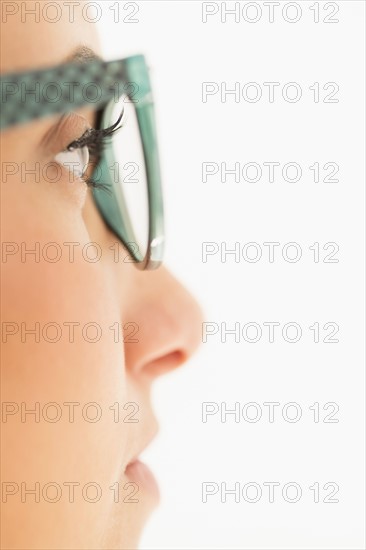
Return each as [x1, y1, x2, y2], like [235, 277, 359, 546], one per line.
[54, 145, 90, 179]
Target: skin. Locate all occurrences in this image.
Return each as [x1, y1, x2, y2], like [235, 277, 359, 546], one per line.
[0, 4, 202, 549]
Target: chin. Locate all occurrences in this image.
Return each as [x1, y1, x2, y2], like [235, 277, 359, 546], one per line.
[100, 482, 159, 550]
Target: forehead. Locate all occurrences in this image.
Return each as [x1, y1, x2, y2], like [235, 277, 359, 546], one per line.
[0, 2, 101, 74]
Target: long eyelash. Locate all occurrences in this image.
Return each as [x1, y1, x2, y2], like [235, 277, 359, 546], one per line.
[66, 108, 124, 190]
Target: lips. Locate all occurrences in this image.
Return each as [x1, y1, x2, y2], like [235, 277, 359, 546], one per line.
[123, 419, 159, 497]
[125, 458, 160, 498]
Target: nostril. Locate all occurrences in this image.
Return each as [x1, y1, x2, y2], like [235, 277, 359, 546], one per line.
[144, 350, 186, 377]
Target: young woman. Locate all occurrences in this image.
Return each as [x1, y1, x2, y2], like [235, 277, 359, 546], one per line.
[0, 3, 202, 548]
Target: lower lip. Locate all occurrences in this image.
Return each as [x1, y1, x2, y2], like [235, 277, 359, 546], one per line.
[125, 459, 160, 498]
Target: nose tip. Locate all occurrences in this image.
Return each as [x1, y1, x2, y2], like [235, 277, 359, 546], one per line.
[123, 267, 203, 379]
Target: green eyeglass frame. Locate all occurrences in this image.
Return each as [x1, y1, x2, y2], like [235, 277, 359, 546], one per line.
[0, 55, 164, 270]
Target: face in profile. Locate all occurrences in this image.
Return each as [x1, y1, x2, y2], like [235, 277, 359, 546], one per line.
[0, 4, 202, 549]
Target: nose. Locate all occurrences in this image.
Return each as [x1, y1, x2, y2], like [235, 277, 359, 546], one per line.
[122, 267, 203, 379]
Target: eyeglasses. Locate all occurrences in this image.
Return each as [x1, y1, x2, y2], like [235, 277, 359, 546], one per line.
[0, 55, 164, 270]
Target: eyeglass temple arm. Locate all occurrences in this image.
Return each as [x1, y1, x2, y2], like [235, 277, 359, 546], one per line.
[0, 55, 150, 131]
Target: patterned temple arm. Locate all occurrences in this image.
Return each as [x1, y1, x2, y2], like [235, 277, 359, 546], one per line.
[0, 54, 150, 130]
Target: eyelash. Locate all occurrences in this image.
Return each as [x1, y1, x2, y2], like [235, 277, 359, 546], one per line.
[66, 109, 123, 188]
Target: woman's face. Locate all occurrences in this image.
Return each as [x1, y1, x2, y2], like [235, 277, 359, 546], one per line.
[1, 6, 202, 549]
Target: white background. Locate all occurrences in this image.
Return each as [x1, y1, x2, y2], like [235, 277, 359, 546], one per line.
[95, 2, 365, 548]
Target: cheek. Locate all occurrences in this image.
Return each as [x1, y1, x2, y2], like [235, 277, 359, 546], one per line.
[1, 207, 134, 546]
[40, 161, 89, 209]
[2, 162, 89, 222]
[2, 131, 126, 426]
[2, 245, 129, 455]
[2, 237, 128, 435]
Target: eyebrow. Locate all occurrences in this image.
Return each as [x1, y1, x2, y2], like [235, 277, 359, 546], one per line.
[65, 45, 102, 64]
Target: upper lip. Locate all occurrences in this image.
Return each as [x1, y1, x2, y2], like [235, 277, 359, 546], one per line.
[125, 420, 159, 469]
